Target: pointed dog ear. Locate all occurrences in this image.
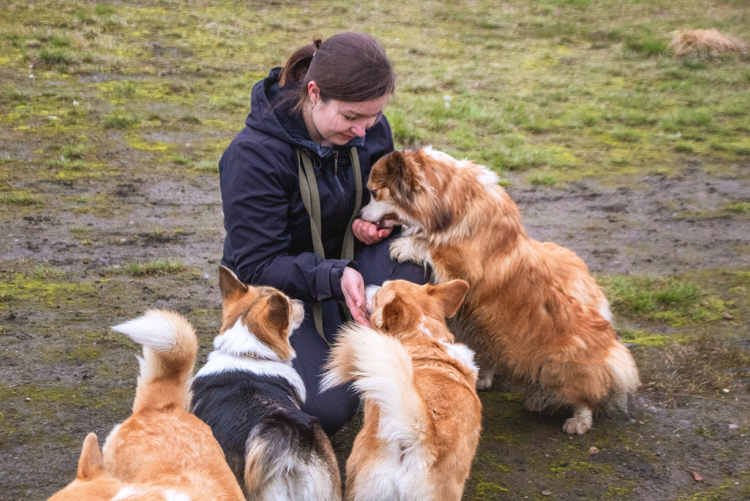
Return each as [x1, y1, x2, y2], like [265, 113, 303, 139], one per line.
[76, 433, 106, 481]
[381, 297, 408, 333]
[430, 280, 470, 319]
[219, 265, 248, 307]
[266, 293, 290, 334]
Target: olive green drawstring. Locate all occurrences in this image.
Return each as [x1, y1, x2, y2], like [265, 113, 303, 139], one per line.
[297, 147, 362, 346]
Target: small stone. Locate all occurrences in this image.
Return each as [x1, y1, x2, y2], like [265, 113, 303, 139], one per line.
[29, 74, 34, 79]
[25, 397, 30, 402]
[541, 490, 552, 496]
[722, 312, 734, 319]
[589, 447, 599, 454]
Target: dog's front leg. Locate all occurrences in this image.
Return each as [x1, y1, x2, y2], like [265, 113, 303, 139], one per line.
[389, 235, 432, 267]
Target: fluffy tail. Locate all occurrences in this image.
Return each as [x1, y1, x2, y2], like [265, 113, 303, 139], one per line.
[321, 324, 431, 450]
[606, 342, 641, 413]
[111, 310, 198, 414]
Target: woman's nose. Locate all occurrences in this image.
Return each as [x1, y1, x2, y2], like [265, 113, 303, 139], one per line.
[352, 121, 367, 137]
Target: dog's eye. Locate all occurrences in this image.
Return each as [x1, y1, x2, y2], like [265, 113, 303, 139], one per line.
[371, 189, 377, 198]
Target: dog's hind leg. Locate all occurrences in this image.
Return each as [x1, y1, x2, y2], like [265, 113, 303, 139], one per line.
[563, 404, 593, 435]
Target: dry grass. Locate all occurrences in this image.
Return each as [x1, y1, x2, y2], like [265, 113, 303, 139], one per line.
[636, 333, 750, 408]
[670, 29, 748, 56]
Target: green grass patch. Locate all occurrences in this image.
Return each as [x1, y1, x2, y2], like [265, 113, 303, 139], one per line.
[121, 259, 184, 277]
[600, 275, 728, 325]
[626, 36, 668, 57]
[1, 191, 44, 206]
[724, 202, 750, 214]
[529, 174, 556, 186]
[190, 160, 218, 173]
[104, 114, 140, 129]
[61, 142, 88, 160]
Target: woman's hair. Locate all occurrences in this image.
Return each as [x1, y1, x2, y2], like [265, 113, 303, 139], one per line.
[279, 33, 394, 108]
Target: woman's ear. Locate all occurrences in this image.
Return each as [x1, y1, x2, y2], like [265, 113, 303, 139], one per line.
[307, 81, 321, 105]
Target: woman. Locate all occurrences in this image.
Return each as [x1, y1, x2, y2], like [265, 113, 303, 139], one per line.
[219, 33, 428, 436]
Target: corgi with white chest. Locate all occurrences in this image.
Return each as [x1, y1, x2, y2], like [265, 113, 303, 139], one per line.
[190, 266, 342, 501]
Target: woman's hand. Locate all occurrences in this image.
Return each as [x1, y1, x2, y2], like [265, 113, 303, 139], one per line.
[352, 218, 392, 245]
[341, 267, 370, 327]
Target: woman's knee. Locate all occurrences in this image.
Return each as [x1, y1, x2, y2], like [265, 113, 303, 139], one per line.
[303, 384, 360, 436]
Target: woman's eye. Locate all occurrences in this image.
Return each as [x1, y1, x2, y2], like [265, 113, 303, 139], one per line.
[343, 115, 357, 122]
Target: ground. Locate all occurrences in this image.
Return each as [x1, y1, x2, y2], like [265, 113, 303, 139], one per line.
[1, 1, 749, 500]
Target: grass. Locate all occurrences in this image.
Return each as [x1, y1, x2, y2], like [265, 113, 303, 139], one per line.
[725, 202, 750, 213]
[1, 191, 43, 206]
[121, 259, 184, 277]
[599, 275, 729, 326]
[104, 114, 141, 130]
[61, 142, 88, 160]
[635, 332, 750, 407]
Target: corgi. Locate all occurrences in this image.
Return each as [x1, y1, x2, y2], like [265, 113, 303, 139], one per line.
[322, 279, 482, 501]
[190, 266, 342, 501]
[359, 146, 640, 434]
[48, 310, 245, 501]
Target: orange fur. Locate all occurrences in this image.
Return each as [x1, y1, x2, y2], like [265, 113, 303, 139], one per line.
[47, 311, 245, 501]
[361, 147, 640, 434]
[324, 280, 482, 501]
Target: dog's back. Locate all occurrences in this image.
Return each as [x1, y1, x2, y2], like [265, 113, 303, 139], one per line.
[191, 371, 341, 500]
[107, 310, 245, 500]
[324, 324, 481, 501]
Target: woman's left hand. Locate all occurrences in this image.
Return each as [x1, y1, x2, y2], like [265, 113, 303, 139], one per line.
[352, 218, 392, 245]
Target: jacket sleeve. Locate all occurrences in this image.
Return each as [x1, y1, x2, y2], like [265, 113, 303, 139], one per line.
[220, 140, 350, 303]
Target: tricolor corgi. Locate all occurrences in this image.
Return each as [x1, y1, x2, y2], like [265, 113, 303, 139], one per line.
[190, 266, 342, 501]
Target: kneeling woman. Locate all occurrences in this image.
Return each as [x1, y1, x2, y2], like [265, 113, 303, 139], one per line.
[219, 33, 427, 435]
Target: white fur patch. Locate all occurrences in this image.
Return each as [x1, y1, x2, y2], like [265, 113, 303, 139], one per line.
[416, 316, 432, 338]
[598, 301, 613, 324]
[111, 312, 176, 353]
[214, 319, 285, 362]
[365, 285, 381, 316]
[163, 490, 191, 501]
[360, 198, 398, 225]
[111, 487, 139, 501]
[195, 352, 307, 403]
[422, 145, 454, 163]
[441, 341, 479, 377]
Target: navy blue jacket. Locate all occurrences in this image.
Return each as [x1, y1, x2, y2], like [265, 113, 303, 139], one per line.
[219, 68, 394, 304]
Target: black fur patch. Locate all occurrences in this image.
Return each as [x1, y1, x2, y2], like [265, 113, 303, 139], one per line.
[191, 371, 319, 485]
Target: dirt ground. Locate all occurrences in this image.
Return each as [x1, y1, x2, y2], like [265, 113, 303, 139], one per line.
[1, 132, 749, 499]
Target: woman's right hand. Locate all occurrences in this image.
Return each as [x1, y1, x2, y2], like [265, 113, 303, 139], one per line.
[341, 267, 370, 327]
[352, 218, 392, 245]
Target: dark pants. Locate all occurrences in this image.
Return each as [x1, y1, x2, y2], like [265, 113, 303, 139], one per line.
[291, 232, 430, 436]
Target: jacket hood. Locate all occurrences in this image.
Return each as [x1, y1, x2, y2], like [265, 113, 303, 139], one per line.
[245, 68, 365, 160]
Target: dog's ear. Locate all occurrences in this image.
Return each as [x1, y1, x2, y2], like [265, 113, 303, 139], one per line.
[387, 151, 421, 196]
[76, 433, 105, 481]
[266, 293, 290, 334]
[430, 279, 470, 318]
[219, 265, 248, 307]
[380, 295, 408, 333]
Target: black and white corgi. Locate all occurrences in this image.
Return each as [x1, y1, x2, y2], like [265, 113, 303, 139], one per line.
[190, 266, 342, 501]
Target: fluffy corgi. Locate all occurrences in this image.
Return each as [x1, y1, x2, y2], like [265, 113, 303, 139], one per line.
[190, 266, 342, 501]
[322, 279, 482, 501]
[359, 147, 640, 434]
[48, 310, 245, 501]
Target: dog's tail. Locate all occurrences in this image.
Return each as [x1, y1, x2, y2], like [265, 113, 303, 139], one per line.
[606, 341, 641, 413]
[321, 324, 431, 452]
[111, 310, 198, 414]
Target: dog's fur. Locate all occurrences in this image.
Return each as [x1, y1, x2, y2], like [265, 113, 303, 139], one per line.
[48, 310, 245, 501]
[360, 146, 640, 434]
[322, 279, 482, 501]
[189, 266, 342, 501]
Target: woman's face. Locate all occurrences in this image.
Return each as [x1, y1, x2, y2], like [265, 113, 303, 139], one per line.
[306, 82, 389, 148]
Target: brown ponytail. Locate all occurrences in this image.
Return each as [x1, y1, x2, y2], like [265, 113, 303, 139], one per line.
[279, 33, 395, 108]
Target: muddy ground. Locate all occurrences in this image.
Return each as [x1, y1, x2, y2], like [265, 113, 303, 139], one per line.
[2, 136, 748, 500]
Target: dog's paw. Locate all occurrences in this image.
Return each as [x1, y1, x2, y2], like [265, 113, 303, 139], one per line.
[389, 237, 426, 265]
[563, 409, 593, 435]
